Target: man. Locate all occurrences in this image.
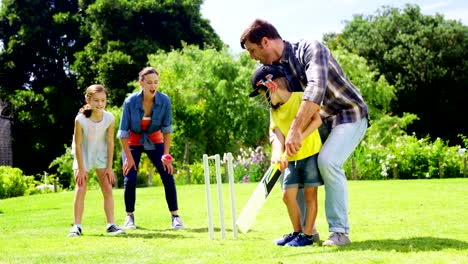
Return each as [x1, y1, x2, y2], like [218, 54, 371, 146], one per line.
[241, 19, 369, 246]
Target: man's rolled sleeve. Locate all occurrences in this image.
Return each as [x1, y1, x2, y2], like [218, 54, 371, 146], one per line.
[300, 40, 330, 105]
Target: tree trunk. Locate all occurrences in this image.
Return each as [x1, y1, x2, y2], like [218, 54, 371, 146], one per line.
[184, 138, 191, 184]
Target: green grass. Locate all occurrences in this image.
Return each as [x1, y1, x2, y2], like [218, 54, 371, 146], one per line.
[0, 179, 467, 264]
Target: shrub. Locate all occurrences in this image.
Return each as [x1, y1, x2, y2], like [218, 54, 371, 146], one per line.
[234, 146, 270, 182]
[0, 166, 36, 199]
[345, 114, 467, 180]
[48, 145, 74, 189]
[184, 161, 205, 184]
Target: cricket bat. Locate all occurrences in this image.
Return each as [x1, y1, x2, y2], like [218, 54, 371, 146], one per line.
[236, 163, 282, 233]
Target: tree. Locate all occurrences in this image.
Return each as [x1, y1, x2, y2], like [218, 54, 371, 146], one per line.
[147, 45, 268, 163]
[0, 0, 83, 175]
[0, 0, 224, 176]
[325, 4, 468, 144]
[73, 0, 224, 105]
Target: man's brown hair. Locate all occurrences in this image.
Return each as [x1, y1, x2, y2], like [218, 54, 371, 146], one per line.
[240, 19, 282, 49]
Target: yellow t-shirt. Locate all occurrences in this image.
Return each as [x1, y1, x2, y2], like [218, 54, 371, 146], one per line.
[270, 92, 322, 161]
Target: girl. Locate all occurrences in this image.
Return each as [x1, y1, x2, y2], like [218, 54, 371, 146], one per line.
[118, 67, 183, 230]
[68, 84, 125, 237]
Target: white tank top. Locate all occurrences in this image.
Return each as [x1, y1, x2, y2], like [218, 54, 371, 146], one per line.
[72, 111, 115, 171]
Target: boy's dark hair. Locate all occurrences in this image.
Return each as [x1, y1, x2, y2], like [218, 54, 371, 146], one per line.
[240, 19, 282, 49]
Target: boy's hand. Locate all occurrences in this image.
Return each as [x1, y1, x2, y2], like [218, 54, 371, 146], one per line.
[272, 152, 288, 171]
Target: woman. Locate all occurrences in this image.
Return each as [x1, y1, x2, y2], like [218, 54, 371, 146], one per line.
[118, 67, 183, 230]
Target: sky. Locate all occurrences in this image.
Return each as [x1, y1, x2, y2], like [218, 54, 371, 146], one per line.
[201, 0, 468, 54]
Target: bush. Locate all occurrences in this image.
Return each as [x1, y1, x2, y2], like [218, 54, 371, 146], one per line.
[233, 146, 270, 182]
[183, 161, 205, 184]
[48, 145, 74, 189]
[345, 114, 467, 180]
[0, 166, 36, 199]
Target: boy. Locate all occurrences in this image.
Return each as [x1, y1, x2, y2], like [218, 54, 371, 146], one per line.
[249, 65, 323, 246]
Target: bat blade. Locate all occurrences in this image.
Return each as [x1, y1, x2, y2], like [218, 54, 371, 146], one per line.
[236, 164, 281, 233]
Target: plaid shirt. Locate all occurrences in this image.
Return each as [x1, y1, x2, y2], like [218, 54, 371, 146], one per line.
[276, 40, 369, 128]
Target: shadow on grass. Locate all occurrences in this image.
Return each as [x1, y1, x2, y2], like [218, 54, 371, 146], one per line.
[89, 225, 231, 239]
[336, 237, 468, 252]
[88, 229, 188, 239]
[139, 226, 236, 234]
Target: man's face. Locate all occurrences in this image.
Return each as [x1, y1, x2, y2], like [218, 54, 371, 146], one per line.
[244, 38, 274, 64]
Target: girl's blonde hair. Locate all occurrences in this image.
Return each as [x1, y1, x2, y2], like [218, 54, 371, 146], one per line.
[79, 84, 107, 118]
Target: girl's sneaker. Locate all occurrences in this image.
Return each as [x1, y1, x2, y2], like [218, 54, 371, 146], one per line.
[285, 232, 314, 247]
[106, 224, 126, 235]
[67, 226, 82, 237]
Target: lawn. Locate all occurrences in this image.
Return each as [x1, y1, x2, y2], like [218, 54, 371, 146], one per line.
[0, 178, 467, 264]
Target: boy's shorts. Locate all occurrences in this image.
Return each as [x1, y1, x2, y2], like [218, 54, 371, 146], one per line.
[282, 153, 323, 189]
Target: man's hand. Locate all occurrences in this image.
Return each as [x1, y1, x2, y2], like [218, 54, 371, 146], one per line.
[285, 128, 302, 156]
[285, 100, 320, 156]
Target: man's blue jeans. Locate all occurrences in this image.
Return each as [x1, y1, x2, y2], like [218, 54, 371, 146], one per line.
[318, 117, 368, 234]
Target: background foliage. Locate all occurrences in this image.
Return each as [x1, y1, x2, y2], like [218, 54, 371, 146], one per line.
[0, 1, 467, 186]
[324, 4, 468, 146]
[0, 0, 222, 176]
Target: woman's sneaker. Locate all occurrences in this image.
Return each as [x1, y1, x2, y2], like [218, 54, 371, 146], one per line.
[171, 215, 184, 229]
[123, 214, 136, 230]
[275, 232, 299, 246]
[106, 224, 126, 235]
[285, 232, 314, 247]
[67, 226, 82, 237]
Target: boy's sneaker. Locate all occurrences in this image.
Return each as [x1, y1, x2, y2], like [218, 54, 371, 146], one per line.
[67, 226, 82, 237]
[106, 224, 126, 235]
[275, 232, 299, 246]
[323, 232, 351, 246]
[285, 232, 314, 247]
[123, 214, 136, 230]
[171, 215, 184, 229]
